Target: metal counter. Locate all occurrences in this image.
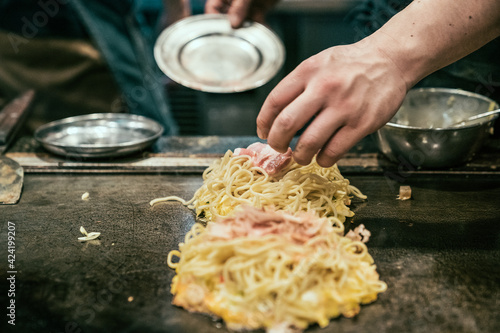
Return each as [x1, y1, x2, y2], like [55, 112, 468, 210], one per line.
[1, 136, 499, 333]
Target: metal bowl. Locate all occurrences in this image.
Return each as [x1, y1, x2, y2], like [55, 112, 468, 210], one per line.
[373, 88, 499, 168]
[34, 113, 164, 158]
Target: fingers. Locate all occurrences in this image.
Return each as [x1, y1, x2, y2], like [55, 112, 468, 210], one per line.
[205, 0, 252, 28]
[227, 0, 253, 28]
[205, 0, 269, 28]
[250, 10, 266, 25]
[315, 126, 367, 167]
[265, 91, 325, 154]
[257, 71, 307, 141]
[292, 107, 345, 165]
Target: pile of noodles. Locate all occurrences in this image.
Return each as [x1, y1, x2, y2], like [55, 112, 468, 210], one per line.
[168, 206, 387, 332]
[151, 150, 366, 234]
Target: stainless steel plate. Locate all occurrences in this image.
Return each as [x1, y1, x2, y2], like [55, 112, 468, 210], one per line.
[34, 113, 164, 158]
[154, 14, 285, 93]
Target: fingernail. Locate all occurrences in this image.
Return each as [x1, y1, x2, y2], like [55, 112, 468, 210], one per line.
[316, 157, 336, 168]
[257, 128, 267, 140]
[229, 15, 241, 29]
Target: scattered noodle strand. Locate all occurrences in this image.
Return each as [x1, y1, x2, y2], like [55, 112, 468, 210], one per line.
[150, 196, 195, 207]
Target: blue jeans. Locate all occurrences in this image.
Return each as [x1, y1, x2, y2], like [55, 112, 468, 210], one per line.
[69, 0, 178, 135]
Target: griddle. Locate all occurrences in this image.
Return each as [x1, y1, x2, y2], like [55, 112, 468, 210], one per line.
[1, 136, 499, 333]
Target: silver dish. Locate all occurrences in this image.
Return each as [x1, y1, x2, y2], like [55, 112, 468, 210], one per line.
[34, 113, 164, 158]
[154, 14, 285, 93]
[373, 88, 499, 168]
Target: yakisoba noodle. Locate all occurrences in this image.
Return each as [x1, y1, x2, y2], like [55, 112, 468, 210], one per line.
[151, 150, 366, 233]
[168, 207, 386, 332]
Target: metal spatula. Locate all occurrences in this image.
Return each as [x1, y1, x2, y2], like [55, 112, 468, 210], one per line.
[0, 156, 23, 204]
[0, 90, 35, 204]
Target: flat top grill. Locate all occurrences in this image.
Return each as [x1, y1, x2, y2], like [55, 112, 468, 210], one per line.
[2, 135, 500, 332]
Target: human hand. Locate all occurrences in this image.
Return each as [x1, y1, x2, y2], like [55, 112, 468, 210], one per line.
[205, 0, 280, 28]
[256, 40, 409, 167]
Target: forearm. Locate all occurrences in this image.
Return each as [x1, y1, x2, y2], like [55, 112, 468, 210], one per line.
[360, 0, 500, 89]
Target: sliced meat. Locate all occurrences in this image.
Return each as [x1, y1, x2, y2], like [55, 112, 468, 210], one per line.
[345, 224, 371, 243]
[234, 143, 292, 175]
[206, 206, 335, 245]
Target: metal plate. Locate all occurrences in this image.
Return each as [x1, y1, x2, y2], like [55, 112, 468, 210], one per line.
[154, 14, 285, 93]
[34, 113, 163, 158]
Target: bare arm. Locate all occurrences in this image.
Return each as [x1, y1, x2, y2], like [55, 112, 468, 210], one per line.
[375, 0, 500, 88]
[257, 0, 500, 167]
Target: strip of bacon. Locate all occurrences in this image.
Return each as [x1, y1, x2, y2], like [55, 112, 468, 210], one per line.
[233, 142, 292, 175]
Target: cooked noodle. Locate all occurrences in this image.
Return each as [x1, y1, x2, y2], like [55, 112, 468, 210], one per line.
[168, 207, 386, 332]
[151, 150, 366, 233]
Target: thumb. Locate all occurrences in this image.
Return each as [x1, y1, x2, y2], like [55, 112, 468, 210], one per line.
[228, 0, 253, 28]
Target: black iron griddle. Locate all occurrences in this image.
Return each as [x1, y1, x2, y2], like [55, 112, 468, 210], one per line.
[1, 136, 499, 333]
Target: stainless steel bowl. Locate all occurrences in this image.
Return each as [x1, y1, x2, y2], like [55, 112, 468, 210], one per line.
[373, 88, 499, 168]
[34, 113, 164, 158]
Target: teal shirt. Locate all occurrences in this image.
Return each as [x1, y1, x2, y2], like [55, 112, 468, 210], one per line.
[349, 0, 500, 103]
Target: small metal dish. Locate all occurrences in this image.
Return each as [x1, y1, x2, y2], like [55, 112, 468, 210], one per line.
[34, 113, 164, 158]
[154, 14, 285, 93]
[373, 88, 499, 168]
